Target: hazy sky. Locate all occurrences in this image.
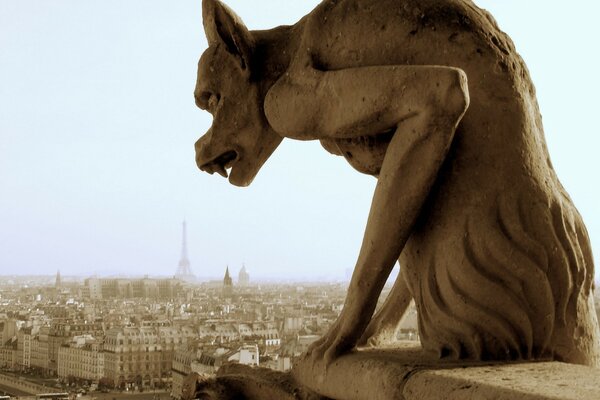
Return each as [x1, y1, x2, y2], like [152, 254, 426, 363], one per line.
[1, 1, 599, 281]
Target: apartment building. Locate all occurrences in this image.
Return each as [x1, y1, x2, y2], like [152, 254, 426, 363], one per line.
[57, 335, 104, 381]
[16, 326, 33, 369]
[103, 327, 168, 388]
[30, 326, 49, 372]
[47, 320, 104, 375]
[0, 340, 17, 370]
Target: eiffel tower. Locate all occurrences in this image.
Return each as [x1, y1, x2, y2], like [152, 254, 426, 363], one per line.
[175, 220, 195, 281]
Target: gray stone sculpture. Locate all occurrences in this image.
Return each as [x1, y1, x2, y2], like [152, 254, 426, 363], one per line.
[192, 0, 600, 398]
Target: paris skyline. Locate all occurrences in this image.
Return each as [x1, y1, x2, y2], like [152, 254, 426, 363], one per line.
[1, 0, 599, 281]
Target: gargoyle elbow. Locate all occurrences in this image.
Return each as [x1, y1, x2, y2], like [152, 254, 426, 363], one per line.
[446, 68, 470, 119]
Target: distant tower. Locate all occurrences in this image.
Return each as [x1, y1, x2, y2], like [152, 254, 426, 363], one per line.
[175, 221, 195, 281]
[238, 264, 250, 286]
[55, 270, 61, 289]
[223, 266, 233, 297]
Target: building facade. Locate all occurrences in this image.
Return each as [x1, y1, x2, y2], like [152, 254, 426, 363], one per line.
[103, 327, 179, 389]
[83, 278, 182, 300]
[47, 321, 104, 375]
[57, 335, 104, 382]
[17, 327, 32, 370]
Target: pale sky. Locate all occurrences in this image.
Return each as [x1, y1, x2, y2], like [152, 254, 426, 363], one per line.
[1, 1, 598, 281]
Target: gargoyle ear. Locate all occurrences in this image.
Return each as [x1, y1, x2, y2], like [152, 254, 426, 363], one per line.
[202, 0, 254, 71]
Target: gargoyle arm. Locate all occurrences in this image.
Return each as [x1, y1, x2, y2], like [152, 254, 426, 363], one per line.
[265, 65, 470, 361]
[265, 65, 468, 140]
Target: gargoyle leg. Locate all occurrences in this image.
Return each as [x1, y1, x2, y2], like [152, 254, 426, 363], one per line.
[266, 64, 469, 366]
[358, 269, 412, 347]
[327, 106, 467, 356]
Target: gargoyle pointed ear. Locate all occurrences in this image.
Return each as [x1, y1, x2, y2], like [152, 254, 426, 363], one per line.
[202, 0, 254, 71]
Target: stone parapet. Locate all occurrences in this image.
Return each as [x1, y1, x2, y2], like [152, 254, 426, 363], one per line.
[404, 362, 600, 400]
[186, 345, 600, 400]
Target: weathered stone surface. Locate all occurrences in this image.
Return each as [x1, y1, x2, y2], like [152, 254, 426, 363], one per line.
[293, 344, 457, 400]
[404, 362, 600, 400]
[185, 348, 600, 400]
[192, 0, 600, 398]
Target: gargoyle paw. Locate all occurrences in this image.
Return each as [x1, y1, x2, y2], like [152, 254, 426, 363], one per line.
[304, 323, 353, 371]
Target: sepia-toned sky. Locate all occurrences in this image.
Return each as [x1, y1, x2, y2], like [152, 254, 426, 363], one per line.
[1, 1, 599, 281]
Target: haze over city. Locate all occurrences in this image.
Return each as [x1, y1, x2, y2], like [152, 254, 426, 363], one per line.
[1, 0, 599, 281]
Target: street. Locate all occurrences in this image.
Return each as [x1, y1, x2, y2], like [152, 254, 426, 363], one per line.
[85, 391, 170, 400]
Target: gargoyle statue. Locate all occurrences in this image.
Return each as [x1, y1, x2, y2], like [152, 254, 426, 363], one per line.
[194, 0, 600, 375]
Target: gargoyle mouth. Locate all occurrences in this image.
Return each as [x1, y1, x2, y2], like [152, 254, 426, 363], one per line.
[199, 150, 238, 178]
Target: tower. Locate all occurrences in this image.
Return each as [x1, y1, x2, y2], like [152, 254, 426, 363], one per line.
[175, 221, 195, 281]
[55, 270, 61, 289]
[238, 264, 250, 286]
[223, 266, 233, 297]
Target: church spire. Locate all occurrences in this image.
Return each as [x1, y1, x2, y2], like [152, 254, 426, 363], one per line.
[223, 266, 233, 297]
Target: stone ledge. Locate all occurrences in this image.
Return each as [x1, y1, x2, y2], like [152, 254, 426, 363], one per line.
[189, 344, 600, 400]
[291, 343, 600, 400]
[404, 362, 600, 400]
